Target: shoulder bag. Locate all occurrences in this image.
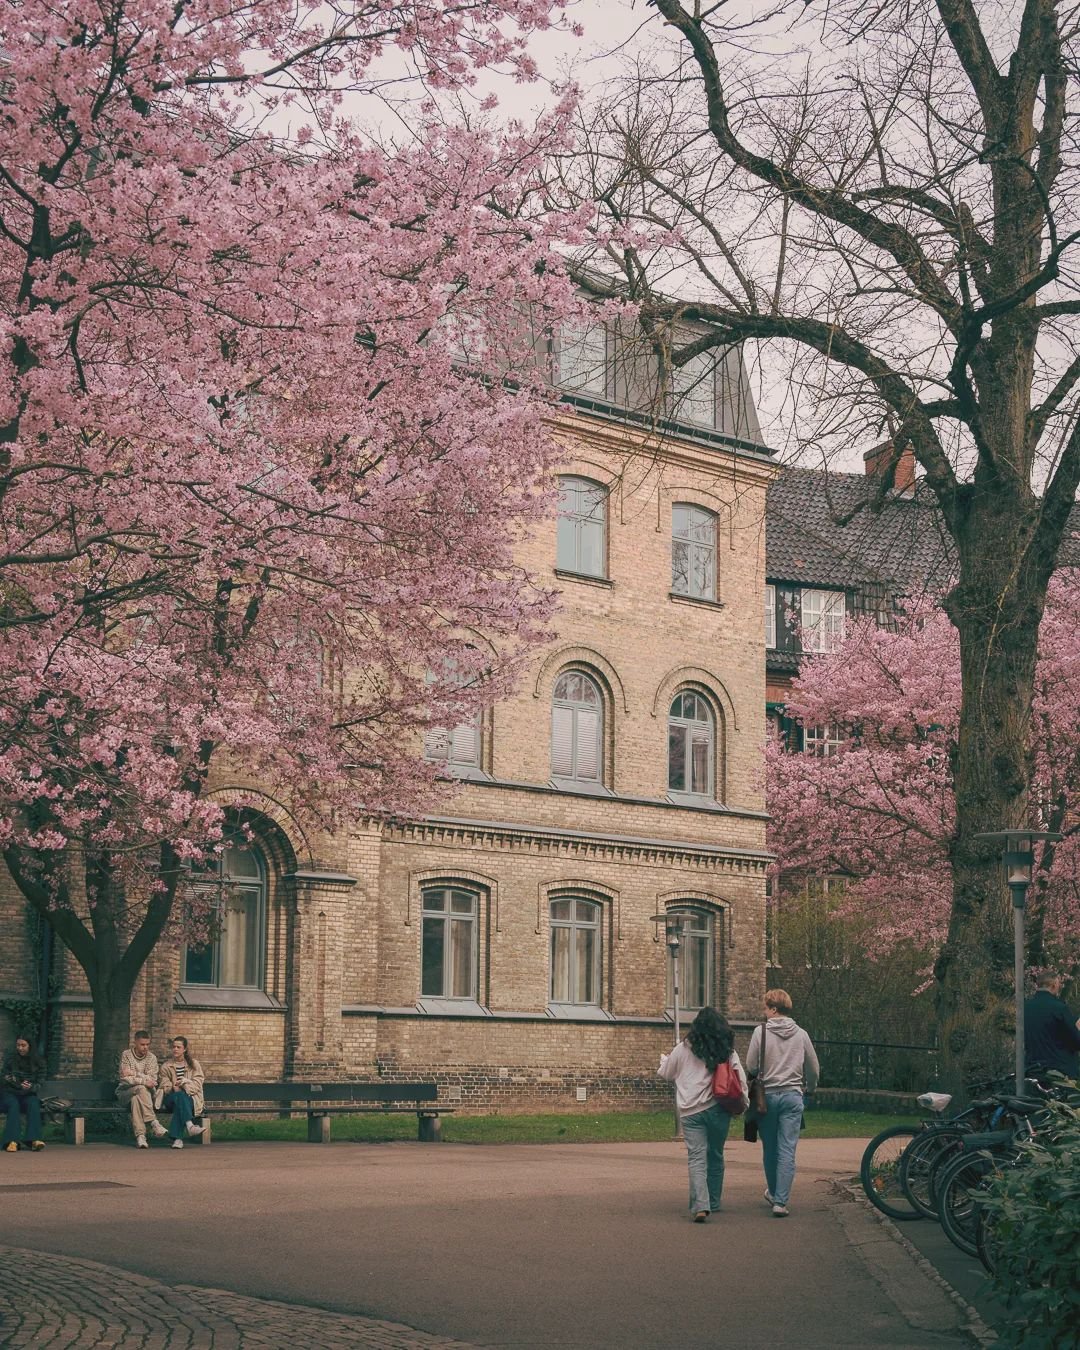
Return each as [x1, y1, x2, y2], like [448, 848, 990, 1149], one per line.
[743, 1017, 769, 1142]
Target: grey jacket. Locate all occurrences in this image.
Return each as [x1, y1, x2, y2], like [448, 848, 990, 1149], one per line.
[746, 1016, 820, 1094]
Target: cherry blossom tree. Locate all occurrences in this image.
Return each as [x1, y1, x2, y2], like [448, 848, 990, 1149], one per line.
[768, 575, 1080, 991]
[0, 0, 590, 1071]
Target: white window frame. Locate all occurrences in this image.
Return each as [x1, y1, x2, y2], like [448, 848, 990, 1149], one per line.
[549, 897, 603, 1006]
[670, 350, 717, 428]
[801, 588, 846, 653]
[551, 670, 604, 786]
[665, 908, 713, 1011]
[764, 584, 776, 648]
[556, 476, 607, 578]
[668, 691, 715, 799]
[556, 322, 608, 396]
[424, 660, 485, 776]
[804, 723, 845, 756]
[671, 503, 717, 601]
[183, 840, 267, 990]
[420, 885, 478, 1000]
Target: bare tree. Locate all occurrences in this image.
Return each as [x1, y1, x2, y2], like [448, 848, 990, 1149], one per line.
[563, 0, 1080, 1066]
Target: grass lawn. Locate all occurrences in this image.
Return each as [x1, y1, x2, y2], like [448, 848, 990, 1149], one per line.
[205, 1107, 920, 1145]
[42, 1107, 921, 1147]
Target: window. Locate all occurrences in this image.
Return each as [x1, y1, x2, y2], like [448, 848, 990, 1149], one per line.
[551, 670, 603, 784]
[668, 691, 714, 798]
[424, 660, 484, 774]
[804, 723, 845, 756]
[666, 909, 713, 1010]
[556, 476, 607, 578]
[671, 504, 716, 600]
[801, 588, 846, 653]
[556, 322, 608, 395]
[764, 584, 776, 648]
[670, 350, 716, 428]
[421, 886, 478, 999]
[549, 898, 602, 1005]
[184, 840, 267, 989]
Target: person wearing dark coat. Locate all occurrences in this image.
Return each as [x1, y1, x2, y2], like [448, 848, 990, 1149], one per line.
[1025, 973, 1080, 1083]
[2, 1036, 46, 1152]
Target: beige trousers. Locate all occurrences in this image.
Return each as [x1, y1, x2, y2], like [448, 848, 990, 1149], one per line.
[117, 1085, 158, 1137]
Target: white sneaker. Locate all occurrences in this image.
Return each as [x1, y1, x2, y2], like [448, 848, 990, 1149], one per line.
[135, 1136, 148, 1149]
[764, 1191, 775, 1206]
[150, 1122, 167, 1138]
[185, 1122, 205, 1137]
[171, 1138, 184, 1149]
[771, 1203, 789, 1218]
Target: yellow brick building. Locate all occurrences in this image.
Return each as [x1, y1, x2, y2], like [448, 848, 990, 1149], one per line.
[1, 358, 776, 1110]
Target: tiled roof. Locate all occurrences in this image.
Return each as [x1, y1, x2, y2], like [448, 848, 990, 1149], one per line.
[767, 463, 1080, 592]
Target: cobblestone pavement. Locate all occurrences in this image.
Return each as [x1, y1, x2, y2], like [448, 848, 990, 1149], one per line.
[0, 1245, 474, 1349]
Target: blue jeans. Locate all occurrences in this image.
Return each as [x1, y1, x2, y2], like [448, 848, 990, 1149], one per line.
[759, 1090, 803, 1206]
[681, 1102, 732, 1213]
[2, 1090, 43, 1146]
[164, 1090, 195, 1139]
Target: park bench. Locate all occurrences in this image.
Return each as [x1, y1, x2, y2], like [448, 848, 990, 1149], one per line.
[39, 1078, 449, 1145]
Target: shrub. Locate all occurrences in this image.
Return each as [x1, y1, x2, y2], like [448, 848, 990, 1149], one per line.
[979, 1093, 1080, 1349]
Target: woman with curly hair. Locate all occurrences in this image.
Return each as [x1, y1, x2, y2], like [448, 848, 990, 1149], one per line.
[658, 1006, 748, 1221]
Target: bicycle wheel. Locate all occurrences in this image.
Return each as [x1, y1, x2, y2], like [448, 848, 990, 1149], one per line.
[900, 1125, 970, 1219]
[860, 1125, 922, 1220]
[975, 1203, 1004, 1275]
[936, 1150, 993, 1257]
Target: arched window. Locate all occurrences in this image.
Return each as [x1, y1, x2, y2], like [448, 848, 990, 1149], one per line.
[668, 691, 714, 798]
[556, 476, 607, 578]
[549, 898, 602, 1005]
[551, 670, 603, 784]
[421, 885, 478, 1000]
[184, 838, 267, 989]
[671, 503, 716, 600]
[665, 908, 713, 1011]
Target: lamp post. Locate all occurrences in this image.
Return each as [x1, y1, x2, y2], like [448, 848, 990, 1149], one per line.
[974, 829, 1060, 1096]
[651, 911, 686, 1137]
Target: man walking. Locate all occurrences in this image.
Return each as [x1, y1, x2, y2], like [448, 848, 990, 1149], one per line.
[1025, 974, 1080, 1084]
[746, 989, 819, 1219]
[117, 1031, 167, 1148]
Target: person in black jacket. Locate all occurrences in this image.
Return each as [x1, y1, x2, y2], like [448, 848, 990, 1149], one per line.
[2, 1036, 46, 1152]
[1025, 973, 1080, 1083]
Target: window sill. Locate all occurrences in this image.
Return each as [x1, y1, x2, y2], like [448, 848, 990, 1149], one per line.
[414, 998, 491, 1018]
[174, 987, 284, 1011]
[546, 1004, 615, 1022]
[549, 777, 613, 797]
[665, 792, 725, 811]
[669, 591, 724, 610]
[554, 569, 613, 590]
[429, 764, 492, 783]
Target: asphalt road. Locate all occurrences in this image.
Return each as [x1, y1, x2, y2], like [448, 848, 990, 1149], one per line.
[0, 1137, 986, 1349]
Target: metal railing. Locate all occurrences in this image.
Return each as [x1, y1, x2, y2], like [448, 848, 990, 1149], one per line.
[813, 1037, 939, 1092]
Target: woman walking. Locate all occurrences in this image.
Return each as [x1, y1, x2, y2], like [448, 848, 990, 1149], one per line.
[746, 989, 819, 1218]
[158, 1036, 206, 1149]
[658, 1007, 748, 1222]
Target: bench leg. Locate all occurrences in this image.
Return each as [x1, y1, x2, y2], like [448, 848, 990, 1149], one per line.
[418, 1113, 441, 1143]
[308, 1113, 331, 1144]
[64, 1115, 85, 1146]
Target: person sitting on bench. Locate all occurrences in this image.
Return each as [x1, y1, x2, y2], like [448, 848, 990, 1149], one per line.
[158, 1036, 206, 1150]
[117, 1030, 167, 1148]
[2, 1035, 46, 1153]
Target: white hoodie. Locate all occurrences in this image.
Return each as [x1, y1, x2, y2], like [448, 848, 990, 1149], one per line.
[658, 1040, 750, 1116]
[746, 1016, 820, 1094]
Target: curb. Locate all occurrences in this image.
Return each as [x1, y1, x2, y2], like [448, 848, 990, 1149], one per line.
[833, 1181, 999, 1348]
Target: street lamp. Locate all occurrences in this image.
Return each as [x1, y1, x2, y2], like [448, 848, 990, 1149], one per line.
[651, 911, 686, 1136]
[974, 829, 1060, 1096]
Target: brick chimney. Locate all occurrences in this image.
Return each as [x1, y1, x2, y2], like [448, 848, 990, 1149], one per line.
[863, 440, 916, 494]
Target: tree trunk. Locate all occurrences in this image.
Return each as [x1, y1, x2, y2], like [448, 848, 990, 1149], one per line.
[89, 982, 135, 1080]
[936, 500, 1047, 1082]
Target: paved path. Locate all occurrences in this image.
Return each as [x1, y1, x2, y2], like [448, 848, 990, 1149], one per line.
[0, 1138, 992, 1349]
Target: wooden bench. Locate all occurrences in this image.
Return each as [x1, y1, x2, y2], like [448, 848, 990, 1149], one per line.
[41, 1079, 450, 1145]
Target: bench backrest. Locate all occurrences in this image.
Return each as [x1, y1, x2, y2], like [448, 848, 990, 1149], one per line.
[41, 1078, 438, 1106]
